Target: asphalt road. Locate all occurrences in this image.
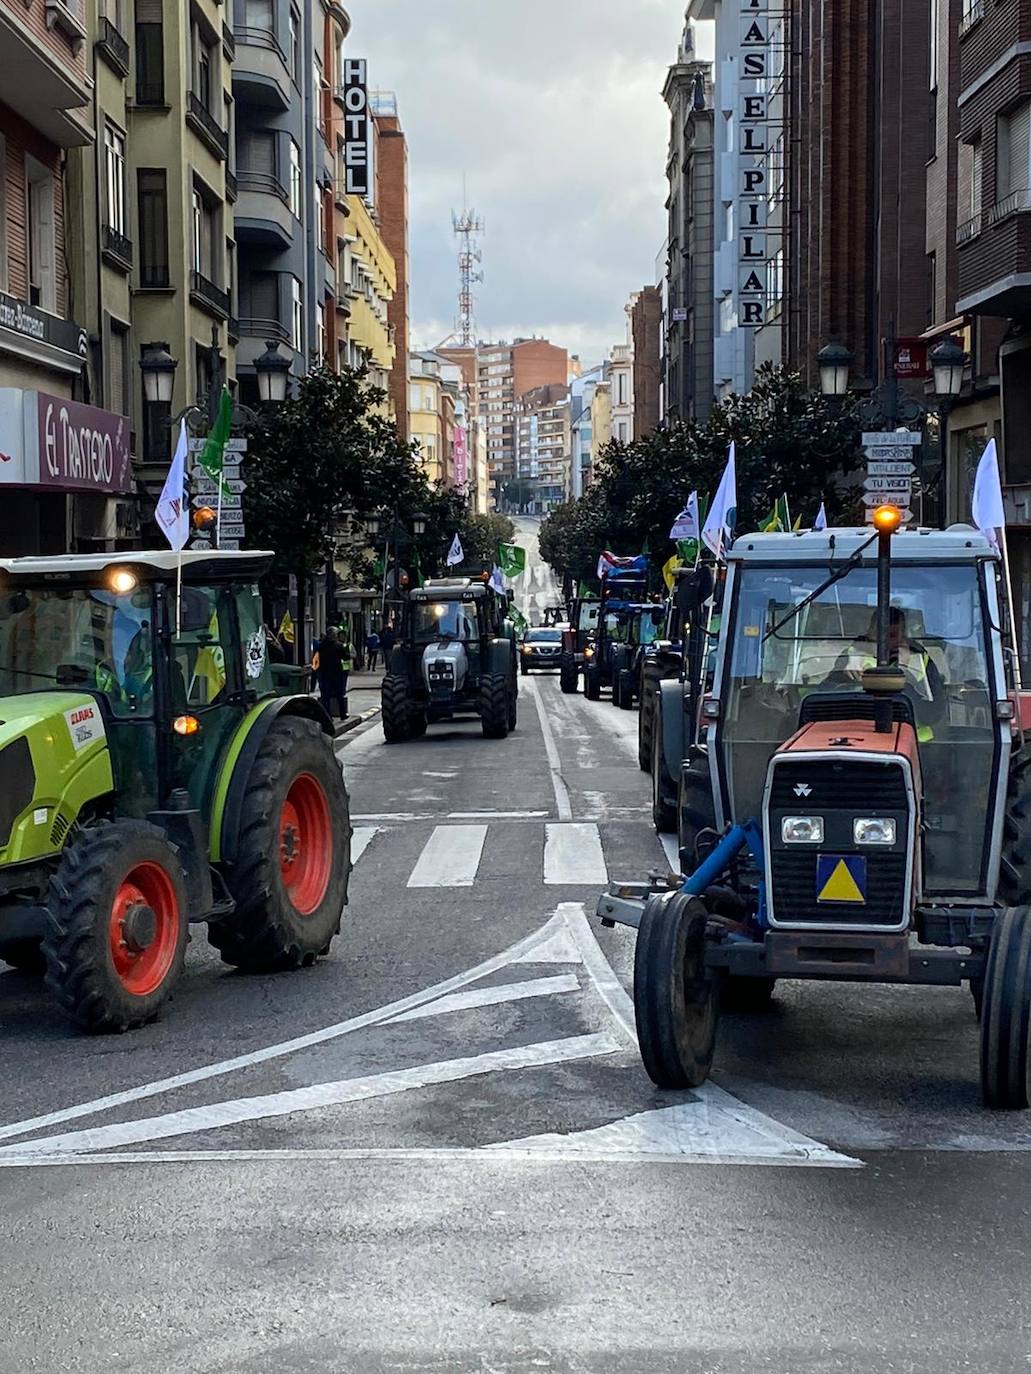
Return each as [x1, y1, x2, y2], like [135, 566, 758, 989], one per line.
[2, 520, 1030, 1372]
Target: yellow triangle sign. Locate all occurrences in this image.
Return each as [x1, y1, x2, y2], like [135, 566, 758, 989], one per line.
[818, 859, 865, 904]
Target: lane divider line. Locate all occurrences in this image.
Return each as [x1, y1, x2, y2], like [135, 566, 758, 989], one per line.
[527, 676, 573, 820]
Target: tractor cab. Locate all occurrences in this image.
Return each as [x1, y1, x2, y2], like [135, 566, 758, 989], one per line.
[581, 568, 650, 702]
[559, 594, 600, 693]
[608, 603, 666, 710]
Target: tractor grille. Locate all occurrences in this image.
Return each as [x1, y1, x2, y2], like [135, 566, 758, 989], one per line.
[769, 849, 908, 927]
[0, 738, 36, 852]
[770, 760, 909, 811]
[50, 812, 71, 848]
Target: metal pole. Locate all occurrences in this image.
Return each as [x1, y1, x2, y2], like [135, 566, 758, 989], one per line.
[876, 529, 892, 666]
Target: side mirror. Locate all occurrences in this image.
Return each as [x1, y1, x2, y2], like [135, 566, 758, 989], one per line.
[675, 566, 714, 615]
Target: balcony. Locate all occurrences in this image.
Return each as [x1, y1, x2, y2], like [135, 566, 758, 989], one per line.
[0, 1, 91, 146]
[45, 0, 87, 53]
[186, 93, 229, 161]
[956, 189, 1031, 317]
[226, 168, 237, 202]
[238, 317, 289, 343]
[190, 271, 230, 319]
[233, 26, 291, 110]
[101, 224, 132, 271]
[222, 21, 236, 61]
[235, 172, 293, 249]
[95, 16, 130, 77]
[959, 0, 985, 38]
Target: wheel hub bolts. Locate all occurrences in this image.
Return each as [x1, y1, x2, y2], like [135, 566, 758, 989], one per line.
[121, 903, 157, 953]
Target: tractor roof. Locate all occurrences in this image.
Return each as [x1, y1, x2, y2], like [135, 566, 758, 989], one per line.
[0, 550, 275, 581]
[728, 525, 999, 566]
[416, 577, 490, 599]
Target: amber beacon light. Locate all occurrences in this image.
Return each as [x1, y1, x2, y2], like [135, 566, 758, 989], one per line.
[872, 504, 903, 534]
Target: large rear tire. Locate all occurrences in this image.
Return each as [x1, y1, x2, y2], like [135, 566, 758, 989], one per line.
[43, 821, 188, 1033]
[999, 748, 1031, 906]
[584, 666, 601, 701]
[560, 658, 578, 694]
[980, 905, 1031, 1109]
[634, 891, 718, 1089]
[481, 673, 510, 739]
[651, 706, 677, 834]
[617, 669, 635, 710]
[212, 717, 351, 972]
[678, 750, 716, 871]
[382, 673, 414, 743]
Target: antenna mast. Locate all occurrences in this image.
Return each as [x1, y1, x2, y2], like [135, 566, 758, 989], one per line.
[451, 192, 484, 348]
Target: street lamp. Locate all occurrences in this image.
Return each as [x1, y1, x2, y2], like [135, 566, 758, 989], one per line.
[816, 342, 853, 399]
[140, 342, 177, 404]
[412, 511, 428, 536]
[254, 339, 291, 405]
[930, 338, 966, 400]
[364, 512, 384, 538]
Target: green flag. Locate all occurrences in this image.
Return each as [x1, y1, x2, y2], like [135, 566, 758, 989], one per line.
[675, 494, 708, 567]
[497, 543, 526, 579]
[577, 580, 592, 599]
[508, 605, 528, 633]
[196, 386, 233, 486]
[759, 493, 791, 533]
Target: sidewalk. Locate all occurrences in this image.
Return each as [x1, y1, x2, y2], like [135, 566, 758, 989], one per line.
[336, 667, 383, 737]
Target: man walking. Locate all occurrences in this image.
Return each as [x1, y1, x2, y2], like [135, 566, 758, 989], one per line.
[366, 629, 381, 672]
[315, 625, 353, 720]
[379, 618, 397, 668]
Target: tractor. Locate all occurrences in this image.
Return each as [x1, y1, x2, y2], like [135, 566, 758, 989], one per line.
[381, 576, 518, 740]
[609, 603, 665, 711]
[598, 510, 1031, 1108]
[637, 583, 689, 771]
[580, 568, 650, 703]
[0, 550, 351, 1033]
[559, 593, 600, 694]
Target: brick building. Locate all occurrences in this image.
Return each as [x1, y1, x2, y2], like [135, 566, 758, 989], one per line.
[631, 286, 662, 440]
[373, 92, 409, 440]
[475, 337, 567, 502]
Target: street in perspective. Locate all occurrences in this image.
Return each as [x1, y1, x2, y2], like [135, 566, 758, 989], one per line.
[2, 1, 1031, 1372]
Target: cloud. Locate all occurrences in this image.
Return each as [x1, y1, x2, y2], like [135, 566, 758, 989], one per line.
[345, 0, 679, 363]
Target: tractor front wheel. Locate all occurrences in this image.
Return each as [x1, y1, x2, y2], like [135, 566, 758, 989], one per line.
[980, 905, 1031, 1109]
[481, 673, 511, 739]
[43, 821, 188, 1032]
[634, 891, 718, 1089]
[559, 658, 579, 694]
[382, 673, 414, 743]
[212, 717, 351, 972]
[584, 667, 601, 701]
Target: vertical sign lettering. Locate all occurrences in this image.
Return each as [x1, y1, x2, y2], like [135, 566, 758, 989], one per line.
[342, 58, 369, 197]
[736, 0, 785, 330]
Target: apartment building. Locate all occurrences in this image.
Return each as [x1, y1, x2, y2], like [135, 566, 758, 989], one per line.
[0, 0, 137, 553]
[609, 338, 633, 445]
[515, 383, 570, 511]
[409, 350, 447, 483]
[475, 337, 567, 501]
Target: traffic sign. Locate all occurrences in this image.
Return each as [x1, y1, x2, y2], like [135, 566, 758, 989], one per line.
[194, 491, 242, 510]
[867, 460, 915, 476]
[218, 523, 246, 539]
[864, 476, 912, 493]
[188, 437, 247, 454]
[190, 462, 243, 482]
[218, 538, 241, 551]
[861, 431, 920, 447]
[862, 492, 912, 507]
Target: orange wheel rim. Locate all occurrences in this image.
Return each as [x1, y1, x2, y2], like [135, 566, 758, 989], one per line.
[279, 773, 332, 916]
[109, 862, 180, 997]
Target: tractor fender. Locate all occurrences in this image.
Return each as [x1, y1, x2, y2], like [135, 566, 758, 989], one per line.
[486, 637, 514, 678]
[657, 677, 687, 786]
[210, 695, 334, 864]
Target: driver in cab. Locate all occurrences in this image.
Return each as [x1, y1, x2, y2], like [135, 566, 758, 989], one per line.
[836, 605, 944, 738]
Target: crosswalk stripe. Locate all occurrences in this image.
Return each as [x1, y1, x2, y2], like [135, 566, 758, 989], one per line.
[543, 823, 608, 886]
[407, 824, 488, 888]
[350, 827, 380, 865]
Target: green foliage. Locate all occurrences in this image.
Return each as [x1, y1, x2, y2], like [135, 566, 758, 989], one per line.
[539, 364, 863, 584]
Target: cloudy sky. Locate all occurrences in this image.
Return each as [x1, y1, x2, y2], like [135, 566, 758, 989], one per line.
[346, 1, 700, 367]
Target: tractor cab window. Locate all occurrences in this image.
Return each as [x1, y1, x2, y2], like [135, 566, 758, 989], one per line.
[411, 600, 479, 643]
[171, 586, 233, 709]
[577, 602, 599, 633]
[723, 562, 997, 892]
[0, 585, 154, 718]
[637, 611, 662, 647]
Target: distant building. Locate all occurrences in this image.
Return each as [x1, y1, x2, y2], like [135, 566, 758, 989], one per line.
[476, 337, 567, 503]
[516, 383, 570, 511]
[372, 91, 410, 439]
[569, 364, 608, 498]
[609, 337, 633, 445]
[631, 286, 662, 439]
[408, 351, 446, 483]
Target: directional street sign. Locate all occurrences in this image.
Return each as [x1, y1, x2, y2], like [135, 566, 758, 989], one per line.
[188, 437, 247, 454]
[193, 492, 242, 510]
[218, 538, 241, 551]
[864, 476, 912, 493]
[864, 445, 919, 462]
[218, 524, 246, 539]
[190, 461, 243, 482]
[867, 460, 915, 476]
[863, 491, 912, 507]
[861, 431, 921, 447]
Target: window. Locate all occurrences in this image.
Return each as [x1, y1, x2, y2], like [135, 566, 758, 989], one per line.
[617, 371, 628, 405]
[960, 136, 982, 222]
[289, 10, 300, 84]
[972, 137, 983, 218]
[927, 252, 937, 325]
[137, 169, 168, 287]
[191, 189, 203, 274]
[135, 0, 164, 104]
[25, 156, 56, 311]
[104, 124, 126, 234]
[190, 185, 220, 281]
[245, 0, 273, 28]
[929, 0, 939, 90]
[316, 304, 327, 361]
[107, 319, 129, 416]
[334, 30, 344, 89]
[409, 384, 421, 409]
[317, 189, 327, 254]
[290, 276, 302, 351]
[998, 100, 1031, 204]
[288, 139, 301, 217]
[197, 41, 211, 110]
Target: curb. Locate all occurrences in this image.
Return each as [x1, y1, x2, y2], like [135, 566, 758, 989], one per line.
[334, 705, 382, 740]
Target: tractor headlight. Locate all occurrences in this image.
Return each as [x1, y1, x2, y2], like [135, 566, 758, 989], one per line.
[854, 817, 896, 846]
[782, 816, 824, 844]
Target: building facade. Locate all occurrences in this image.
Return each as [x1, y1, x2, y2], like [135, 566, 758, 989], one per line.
[515, 382, 569, 511]
[609, 337, 633, 444]
[631, 284, 662, 439]
[372, 92, 409, 438]
[475, 337, 567, 503]
[408, 350, 446, 483]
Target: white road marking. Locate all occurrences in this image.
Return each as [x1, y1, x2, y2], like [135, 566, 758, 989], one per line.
[2, 1035, 621, 1159]
[0, 914, 572, 1144]
[350, 827, 381, 865]
[407, 824, 487, 888]
[544, 824, 608, 886]
[386, 974, 579, 1023]
[448, 810, 549, 820]
[513, 926, 583, 965]
[527, 677, 573, 820]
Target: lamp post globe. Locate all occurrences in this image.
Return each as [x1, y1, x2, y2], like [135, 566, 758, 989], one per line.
[140, 342, 177, 405]
[816, 342, 853, 399]
[254, 339, 291, 404]
[930, 338, 966, 399]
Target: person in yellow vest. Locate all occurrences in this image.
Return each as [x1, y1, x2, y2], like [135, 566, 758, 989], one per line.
[313, 625, 353, 720]
[836, 606, 943, 740]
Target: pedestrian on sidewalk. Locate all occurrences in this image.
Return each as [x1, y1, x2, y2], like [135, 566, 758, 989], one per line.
[314, 626, 353, 720]
[379, 619, 396, 668]
[366, 629, 381, 671]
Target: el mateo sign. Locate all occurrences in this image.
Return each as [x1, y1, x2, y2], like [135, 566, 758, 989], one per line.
[0, 389, 131, 494]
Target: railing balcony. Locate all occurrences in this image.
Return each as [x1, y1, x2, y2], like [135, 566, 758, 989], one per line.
[186, 92, 229, 161]
[959, 0, 985, 37]
[956, 212, 982, 245]
[96, 16, 130, 76]
[235, 24, 288, 63]
[984, 187, 1031, 230]
[190, 271, 230, 318]
[237, 317, 289, 343]
[237, 170, 289, 203]
[102, 224, 132, 269]
[221, 20, 235, 60]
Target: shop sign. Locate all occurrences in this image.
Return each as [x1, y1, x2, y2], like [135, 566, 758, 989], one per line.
[37, 393, 131, 494]
[342, 59, 370, 197]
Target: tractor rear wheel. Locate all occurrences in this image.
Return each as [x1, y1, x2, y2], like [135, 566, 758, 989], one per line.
[0, 938, 46, 975]
[382, 673, 414, 743]
[212, 717, 351, 972]
[617, 670, 635, 710]
[638, 671, 656, 772]
[481, 673, 510, 739]
[998, 747, 1031, 907]
[634, 891, 718, 1089]
[559, 657, 578, 694]
[678, 750, 716, 872]
[980, 905, 1031, 1109]
[651, 707, 677, 833]
[43, 821, 188, 1032]
[584, 667, 601, 701]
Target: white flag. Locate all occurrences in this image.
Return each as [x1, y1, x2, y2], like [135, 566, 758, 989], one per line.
[155, 420, 190, 551]
[702, 442, 737, 559]
[490, 564, 505, 593]
[670, 490, 699, 541]
[813, 501, 828, 531]
[971, 437, 1005, 552]
[446, 533, 464, 567]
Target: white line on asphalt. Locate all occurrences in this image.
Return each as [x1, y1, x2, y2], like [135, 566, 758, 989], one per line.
[350, 811, 548, 822]
[527, 677, 573, 820]
[543, 824, 607, 886]
[386, 974, 579, 1023]
[2, 1035, 621, 1159]
[350, 827, 381, 865]
[0, 913, 571, 1144]
[406, 824, 487, 888]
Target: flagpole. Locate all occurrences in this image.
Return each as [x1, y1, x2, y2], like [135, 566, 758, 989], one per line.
[215, 477, 223, 550]
[176, 550, 183, 640]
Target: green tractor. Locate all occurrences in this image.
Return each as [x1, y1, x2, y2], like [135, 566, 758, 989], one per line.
[0, 551, 351, 1032]
[381, 576, 518, 740]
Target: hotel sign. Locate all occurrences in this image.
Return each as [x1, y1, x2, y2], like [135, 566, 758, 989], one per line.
[737, 0, 786, 328]
[342, 58, 370, 197]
